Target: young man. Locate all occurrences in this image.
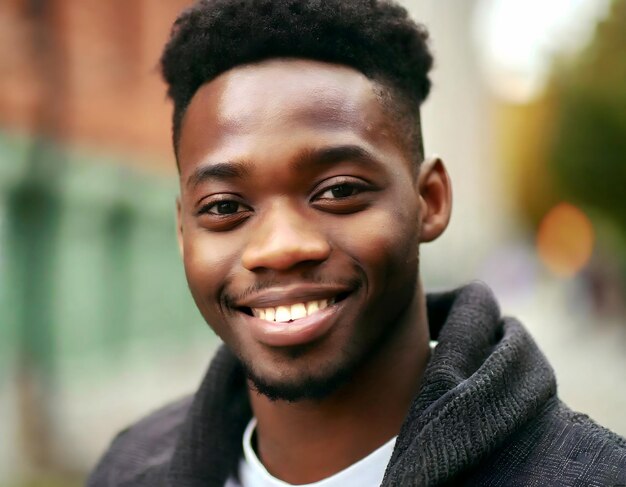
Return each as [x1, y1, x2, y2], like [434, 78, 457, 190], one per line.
[89, 1, 626, 485]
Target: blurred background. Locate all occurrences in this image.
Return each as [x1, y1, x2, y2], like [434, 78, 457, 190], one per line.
[1, 0, 625, 485]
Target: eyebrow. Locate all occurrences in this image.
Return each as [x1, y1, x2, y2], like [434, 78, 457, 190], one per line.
[186, 160, 252, 189]
[186, 144, 380, 189]
[294, 145, 382, 172]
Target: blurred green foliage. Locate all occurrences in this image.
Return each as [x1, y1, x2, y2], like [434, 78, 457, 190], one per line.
[548, 0, 626, 241]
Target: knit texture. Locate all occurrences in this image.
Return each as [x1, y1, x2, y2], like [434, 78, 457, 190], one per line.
[88, 282, 626, 486]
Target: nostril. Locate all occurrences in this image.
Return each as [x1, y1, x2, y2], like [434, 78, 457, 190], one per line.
[242, 249, 330, 272]
[240, 224, 331, 272]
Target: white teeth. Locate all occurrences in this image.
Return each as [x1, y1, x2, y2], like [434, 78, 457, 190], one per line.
[275, 306, 291, 322]
[251, 298, 335, 323]
[306, 301, 319, 315]
[290, 303, 307, 320]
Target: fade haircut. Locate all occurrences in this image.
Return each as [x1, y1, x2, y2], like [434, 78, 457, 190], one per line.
[160, 0, 434, 166]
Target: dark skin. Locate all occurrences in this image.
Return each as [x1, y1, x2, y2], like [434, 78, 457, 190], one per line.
[176, 59, 452, 484]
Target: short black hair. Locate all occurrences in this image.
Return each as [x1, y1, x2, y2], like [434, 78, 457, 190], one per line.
[160, 0, 434, 164]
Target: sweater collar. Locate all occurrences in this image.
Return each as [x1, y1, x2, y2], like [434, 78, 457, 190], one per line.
[382, 282, 556, 485]
[168, 282, 556, 487]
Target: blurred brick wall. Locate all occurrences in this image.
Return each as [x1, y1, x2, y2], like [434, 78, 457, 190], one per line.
[0, 0, 192, 170]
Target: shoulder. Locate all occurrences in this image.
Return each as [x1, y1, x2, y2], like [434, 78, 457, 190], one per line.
[87, 395, 193, 487]
[467, 399, 626, 486]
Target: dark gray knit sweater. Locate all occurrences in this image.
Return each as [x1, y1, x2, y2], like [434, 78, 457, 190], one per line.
[88, 282, 626, 486]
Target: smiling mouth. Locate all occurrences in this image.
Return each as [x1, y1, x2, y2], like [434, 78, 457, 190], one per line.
[239, 292, 351, 323]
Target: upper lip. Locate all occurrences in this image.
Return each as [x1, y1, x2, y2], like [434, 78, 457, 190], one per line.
[234, 283, 354, 309]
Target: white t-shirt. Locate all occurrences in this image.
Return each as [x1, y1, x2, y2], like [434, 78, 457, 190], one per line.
[224, 418, 397, 487]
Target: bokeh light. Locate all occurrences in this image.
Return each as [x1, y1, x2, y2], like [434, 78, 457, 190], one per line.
[473, 0, 612, 103]
[536, 202, 595, 277]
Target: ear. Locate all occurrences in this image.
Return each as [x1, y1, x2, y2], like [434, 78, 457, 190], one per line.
[176, 197, 184, 257]
[417, 157, 452, 243]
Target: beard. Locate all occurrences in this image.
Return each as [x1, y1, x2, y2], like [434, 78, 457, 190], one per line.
[244, 360, 355, 402]
[241, 344, 360, 402]
[239, 301, 409, 402]
[231, 262, 420, 403]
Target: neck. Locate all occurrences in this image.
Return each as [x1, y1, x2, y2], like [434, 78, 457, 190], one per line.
[248, 283, 430, 484]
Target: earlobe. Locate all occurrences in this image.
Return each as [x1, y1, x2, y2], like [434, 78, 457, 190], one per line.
[176, 198, 184, 258]
[417, 157, 452, 243]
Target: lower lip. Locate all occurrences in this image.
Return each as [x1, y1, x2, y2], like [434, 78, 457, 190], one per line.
[242, 300, 347, 347]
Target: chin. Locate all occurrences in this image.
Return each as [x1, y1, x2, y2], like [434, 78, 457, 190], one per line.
[243, 360, 355, 402]
[238, 340, 364, 402]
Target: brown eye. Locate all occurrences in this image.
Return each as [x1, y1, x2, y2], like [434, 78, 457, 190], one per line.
[199, 200, 246, 216]
[312, 179, 375, 215]
[322, 184, 359, 199]
[213, 201, 241, 214]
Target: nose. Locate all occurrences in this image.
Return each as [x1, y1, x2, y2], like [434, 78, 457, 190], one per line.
[241, 201, 331, 272]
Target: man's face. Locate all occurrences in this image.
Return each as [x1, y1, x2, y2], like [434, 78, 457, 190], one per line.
[177, 59, 425, 400]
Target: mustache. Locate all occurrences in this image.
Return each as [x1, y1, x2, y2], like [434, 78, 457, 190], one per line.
[223, 275, 363, 308]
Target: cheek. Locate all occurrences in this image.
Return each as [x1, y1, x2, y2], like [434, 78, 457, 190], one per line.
[330, 204, 420, 286]
[181, 232, 245, 345]
[182, 229, 240, 306]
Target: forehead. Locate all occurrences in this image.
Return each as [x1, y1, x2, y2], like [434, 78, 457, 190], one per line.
[178, 59, 404, 170]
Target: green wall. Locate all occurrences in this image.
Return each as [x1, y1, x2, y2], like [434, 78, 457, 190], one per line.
[0, 132, 215, 388]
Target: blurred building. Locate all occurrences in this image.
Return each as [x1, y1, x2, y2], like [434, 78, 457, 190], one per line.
[0, 0, 191, 162]
[1, 1, 212, 485]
